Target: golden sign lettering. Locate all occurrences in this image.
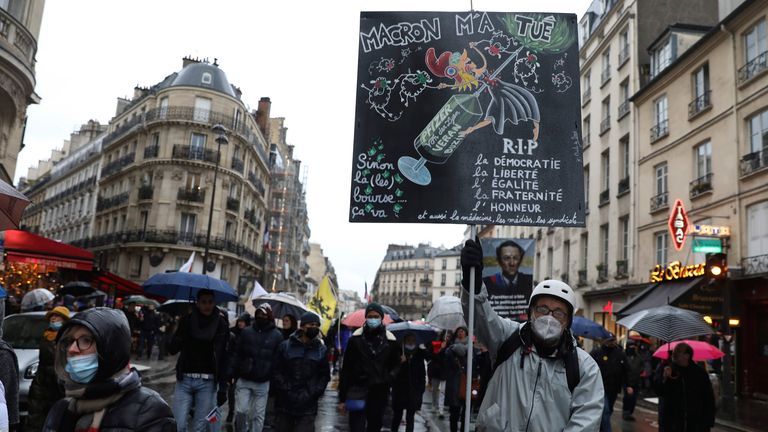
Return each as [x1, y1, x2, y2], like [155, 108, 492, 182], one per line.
[649, 261, 706, 282]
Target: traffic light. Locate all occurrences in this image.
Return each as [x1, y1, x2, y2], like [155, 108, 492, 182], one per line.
[706, 253, 728, 280]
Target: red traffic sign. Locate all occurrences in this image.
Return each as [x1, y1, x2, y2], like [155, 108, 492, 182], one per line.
[668, 199, 689, 251]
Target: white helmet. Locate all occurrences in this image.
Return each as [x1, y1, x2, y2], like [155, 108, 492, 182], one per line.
[528, 279, 578, 313]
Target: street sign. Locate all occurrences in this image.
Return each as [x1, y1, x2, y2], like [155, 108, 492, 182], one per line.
[668, 199, 689, 251]
[693, 237, 722, 253]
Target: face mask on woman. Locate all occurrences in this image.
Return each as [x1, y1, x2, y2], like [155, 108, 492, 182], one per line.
[366, 318, 382, 329]
[65, 353, 99, 384]
[49, 321, 63, 331]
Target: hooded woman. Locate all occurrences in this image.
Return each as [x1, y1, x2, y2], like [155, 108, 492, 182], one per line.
[281, 314, 298, 340]
[390, 332, 431, 432]
[442, 326, 479, 432]
[27, 306, 70, 430]
[43, 307, 175, 431]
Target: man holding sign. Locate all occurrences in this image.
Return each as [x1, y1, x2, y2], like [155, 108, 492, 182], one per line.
[461, 239, 603, 431]
[482, 239, 534, 321]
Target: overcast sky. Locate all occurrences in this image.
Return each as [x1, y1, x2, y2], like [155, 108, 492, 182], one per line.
[19, 0, 594, 300]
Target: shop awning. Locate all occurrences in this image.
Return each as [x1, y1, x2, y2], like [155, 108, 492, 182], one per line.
[92, 271, 143, 296]
[3, 230, 94, 271]
[616, 277, 705, 317]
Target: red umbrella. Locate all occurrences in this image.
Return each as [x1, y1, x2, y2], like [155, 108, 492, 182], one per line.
[341, 308, 394, 328]
[653, 340, 724, 361]
[629, 335, 652, 345]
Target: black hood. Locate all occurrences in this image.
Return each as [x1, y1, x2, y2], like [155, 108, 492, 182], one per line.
[56, 307, 131, 382]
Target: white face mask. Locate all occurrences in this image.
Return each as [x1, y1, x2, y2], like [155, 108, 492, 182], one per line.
[531, 315, 563, 346]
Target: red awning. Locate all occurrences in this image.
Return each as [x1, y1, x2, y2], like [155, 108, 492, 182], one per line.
[92, 271, 143, 296]
[3, 230, 94, 271]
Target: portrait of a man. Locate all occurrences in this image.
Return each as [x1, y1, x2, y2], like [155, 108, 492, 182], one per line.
[481, 239, 534, 321]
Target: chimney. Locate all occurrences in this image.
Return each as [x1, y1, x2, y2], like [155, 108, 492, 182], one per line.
[182, 55, 201, 68]
[255, 97, 271, 137]
[115, 97, 130, 116]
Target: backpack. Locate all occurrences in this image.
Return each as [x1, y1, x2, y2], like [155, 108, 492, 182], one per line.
[492, 325, 581, 393]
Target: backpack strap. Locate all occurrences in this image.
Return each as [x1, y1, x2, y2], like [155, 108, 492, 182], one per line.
[563, 347, 580, 393]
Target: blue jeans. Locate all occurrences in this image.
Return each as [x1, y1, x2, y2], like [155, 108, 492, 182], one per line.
[235, 379, 270, 432]
[600, 392, 618, 432]
[173, 376, 219, 432]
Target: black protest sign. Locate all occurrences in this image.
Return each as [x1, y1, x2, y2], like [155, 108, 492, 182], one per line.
[350, 12, 585, 227]
[480, 238, 535, 320]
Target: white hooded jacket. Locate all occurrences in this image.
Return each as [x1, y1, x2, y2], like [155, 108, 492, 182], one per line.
[463, 286, 604, 431]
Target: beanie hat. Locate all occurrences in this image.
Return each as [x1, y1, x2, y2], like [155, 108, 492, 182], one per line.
[255, 302, 274, 320]
[300, 311, 320, 326]
[46, 306, 71, 321]
[365, 302, 385, 318]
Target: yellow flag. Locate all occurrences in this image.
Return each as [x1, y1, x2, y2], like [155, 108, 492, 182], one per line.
[307, 275, 337, 335]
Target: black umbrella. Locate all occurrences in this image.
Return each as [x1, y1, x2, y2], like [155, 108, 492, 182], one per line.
[59, 281, 94, 297]
[617, 305, 714, 342]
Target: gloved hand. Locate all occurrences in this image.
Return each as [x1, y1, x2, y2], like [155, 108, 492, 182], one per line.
[461, 237, 483, 294]
[217, 391, 228, 407]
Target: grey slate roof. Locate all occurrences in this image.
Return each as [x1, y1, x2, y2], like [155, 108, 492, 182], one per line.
[170, 62, 236, 98]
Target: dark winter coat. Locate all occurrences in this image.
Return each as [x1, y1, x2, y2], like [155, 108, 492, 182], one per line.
[272, 330, 330, 416]
[140, 309, 160, 332]
[168, 308, 230, 392]
[590, 345, 629, 395]
[392, 346, 431, 411]
[654, 362, 716, 432]
[0, 340, 19, 428]
[442, 342, 480, 408]
[625, 349, 645, 389]
[43, 307, 175, 431]
[27, 331, 64, 431]
[338, 326, 401, 402]
[230, 321, 283, 383]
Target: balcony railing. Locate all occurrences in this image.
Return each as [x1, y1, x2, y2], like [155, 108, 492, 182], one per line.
[600, 116, 611, 135]
[100, 153, 135, 177]
[144, 145, 159, 159]
[227, 197, 240, 212]
[102, 115, 143, 148]
[172, 145, 219, 163]
[599, 188, 610, 206]
[244, 208, 258, 226]
[601, 68, 611, 86]
[577, 270, 588, 286]
[583, 134, 590, 148]
[738, 51, 768, 84]
[248, 172, 267, 197]
[688, 90, 711, 118]
[582, 88, 591, 105]
[689, 173, 713, 198]
[96, 192, 129, 211]
[177, 187, 205, 203]
[650, 120, 669, 142]
[650, 191, 669, 212]
[597, 265, 608, 282]
[0, 7, 36, 65]
[138, 185, 154, 200]
[740, 149, 768, 176]
[618, 44, 630, 66]
[231, 157, 244, 173]
[616, 260, 628, 277]
[618, 100, 630, 119]
[618, 176, 630, 195]
[743, 253, 768, 276]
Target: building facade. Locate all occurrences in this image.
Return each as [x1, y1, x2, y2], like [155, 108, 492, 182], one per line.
[306, 241, 338, 298]
[432, 247, 462, 303]
[264, 114, 311, 295]
[372, 243, 443, 320]
[0, 0, 45, 183]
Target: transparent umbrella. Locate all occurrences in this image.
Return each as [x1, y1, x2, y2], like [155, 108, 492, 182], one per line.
[426, 296, 466, 331]
[21, 288, 55, 311]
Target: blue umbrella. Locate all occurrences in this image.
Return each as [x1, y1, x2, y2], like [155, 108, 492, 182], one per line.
[380, 304, 403, 322]
[571, 316, 612, 340]
[143, 272, 238, 303]
[0, 285, 6, 298]
[387, 321, 439, 346]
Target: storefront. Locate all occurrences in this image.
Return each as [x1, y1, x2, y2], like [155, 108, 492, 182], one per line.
[580, 282, 654, 349]
[734, 275, 768, 398]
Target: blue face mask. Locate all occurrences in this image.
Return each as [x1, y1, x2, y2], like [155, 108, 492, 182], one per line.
[65, 353, 99, 384]
[366, 318, 382, 329]
[49, 321, 63, 331]
[405, 344, 417, 351]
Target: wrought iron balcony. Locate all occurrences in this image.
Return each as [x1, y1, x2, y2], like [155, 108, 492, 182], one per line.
[138, 185, 154, 200]
[244, 208, 258, 226]
[740, 150, 768, 176]
[616, 260, 628, 277]
[144, 145, 159, 159]
[600, 116, 611, 135]
[650, 120, 669, 142]
[738, 51, 768, 84]
[227, 197, 240, 212]
[102, 116, 143, 148]
[618, 44, 630, 66]
[177, 187, 205, 203]
[597, 265, 608, 282]
[618, 176, 630, 195]
[650, 191, 669, 212]
[601, 68, 611, 86]
[96, 192, 129, 211]
[577, 270, 588, 286]
[599, 188, 610, 206]
[582, 88, 591, 105]
[742, 253, 768, 276]
[688, 90, 711, 118]
[172, 145, 219, 163]
[689, 173, 713, 199]
[231, 157, 244, 173]
[583, 134, 590, 148]
[618, 100, 630, 119]
[101, 153, 135, 177]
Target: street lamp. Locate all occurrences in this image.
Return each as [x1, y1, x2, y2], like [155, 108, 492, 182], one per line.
[202, 124, 228, 275]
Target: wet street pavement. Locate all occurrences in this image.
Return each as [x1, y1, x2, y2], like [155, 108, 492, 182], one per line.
[144, 375, 736, 431]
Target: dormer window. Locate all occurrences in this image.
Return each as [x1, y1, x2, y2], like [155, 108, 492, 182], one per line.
[651, 36, 674, 78]
[202, 72, 212, 85]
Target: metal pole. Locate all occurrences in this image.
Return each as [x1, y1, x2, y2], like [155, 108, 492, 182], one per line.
[203, 126, 228, 275]
[464, 225, 477, 432]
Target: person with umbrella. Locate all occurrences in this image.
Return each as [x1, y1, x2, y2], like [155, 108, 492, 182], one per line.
[653, 342, 715, 432]
[168, 289, 230, 431]
[391, 332, 431, 432]
[590, 333, 632, 432]
[138, 303, 161, 360]
[281, 313, 298, 340]
[42, 308, 175, 430]
[229, 303, 283, 432]
[337, 303, 401, 432]
[272, 311, 330, 431]
[27, 306, 70, 431]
